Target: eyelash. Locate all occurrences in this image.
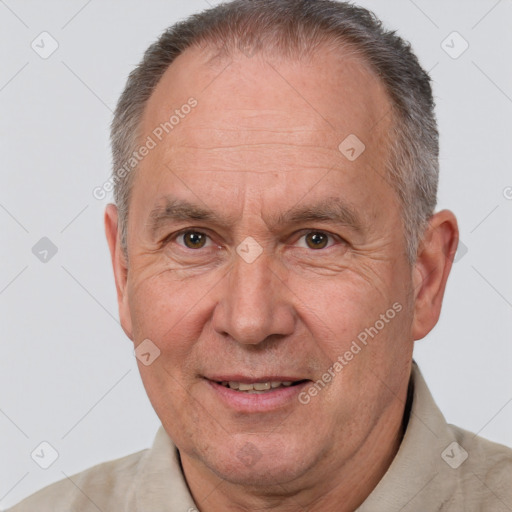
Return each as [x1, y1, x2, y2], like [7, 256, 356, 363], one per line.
[164, 228, 343, 250]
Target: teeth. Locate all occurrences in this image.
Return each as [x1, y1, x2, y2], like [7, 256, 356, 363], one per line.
[253, 382, 271, 391]
[220, 381, 297, 392]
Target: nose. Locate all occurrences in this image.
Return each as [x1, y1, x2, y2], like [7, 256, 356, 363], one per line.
[211, 248, 296, 346]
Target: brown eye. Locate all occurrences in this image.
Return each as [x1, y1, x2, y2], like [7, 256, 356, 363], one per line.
[305, 231, 329, 249]
[182, 231, 207, 249]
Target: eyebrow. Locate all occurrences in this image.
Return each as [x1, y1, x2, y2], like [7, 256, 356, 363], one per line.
[147, 195, 365, 238]
[272, 198, 364, 233]
[148, 198, 234, 238]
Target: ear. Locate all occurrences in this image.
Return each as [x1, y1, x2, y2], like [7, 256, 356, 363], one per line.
[411, 210, 459, 341]
[104, 204, 133, 341]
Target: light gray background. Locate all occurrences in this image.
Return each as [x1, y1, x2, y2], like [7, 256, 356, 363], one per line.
[1, 0, 511, 508]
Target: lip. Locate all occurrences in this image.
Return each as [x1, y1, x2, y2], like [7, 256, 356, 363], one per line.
[205, 377, 310, 413]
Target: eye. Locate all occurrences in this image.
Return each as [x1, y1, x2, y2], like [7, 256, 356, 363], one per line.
[296, 231, 338, 250]
[176, 230, 212, 249]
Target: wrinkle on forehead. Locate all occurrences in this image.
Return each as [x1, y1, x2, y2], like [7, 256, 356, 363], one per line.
[141, 42, 393, 148]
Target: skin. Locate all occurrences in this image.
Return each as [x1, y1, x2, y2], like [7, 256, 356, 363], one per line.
[105, 44, 458, 511]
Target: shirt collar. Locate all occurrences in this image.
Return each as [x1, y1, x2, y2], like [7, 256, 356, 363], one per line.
[134, 424, 196, 511]
[357, 360, 459, 511]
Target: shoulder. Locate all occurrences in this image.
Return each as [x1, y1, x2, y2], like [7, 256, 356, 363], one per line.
[449, 424, 512, 509]
[6, 448, 148, 512]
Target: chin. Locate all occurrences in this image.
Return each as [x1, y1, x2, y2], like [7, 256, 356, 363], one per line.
[201, 435, 318, 487]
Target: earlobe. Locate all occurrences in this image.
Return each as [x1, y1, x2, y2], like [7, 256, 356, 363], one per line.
[411, 210, 459, 341]
[104, 204, 133, 340]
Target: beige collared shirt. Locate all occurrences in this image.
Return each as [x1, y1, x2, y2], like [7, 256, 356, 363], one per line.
[7, 362, 512, 511]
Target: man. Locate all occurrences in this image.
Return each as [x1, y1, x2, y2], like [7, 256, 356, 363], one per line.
[8, 0, 512, 510]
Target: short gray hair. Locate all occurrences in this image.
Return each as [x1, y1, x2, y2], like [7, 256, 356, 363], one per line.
[111, 0, 438, 263]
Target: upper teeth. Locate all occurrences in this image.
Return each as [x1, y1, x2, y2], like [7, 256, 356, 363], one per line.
[221, 381, 293, 391]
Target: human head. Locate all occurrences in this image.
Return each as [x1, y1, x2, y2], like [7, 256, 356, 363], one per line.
[104, 1, 458, 507]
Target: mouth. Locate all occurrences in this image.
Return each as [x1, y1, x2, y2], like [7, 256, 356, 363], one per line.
[204, 376, 311, 412]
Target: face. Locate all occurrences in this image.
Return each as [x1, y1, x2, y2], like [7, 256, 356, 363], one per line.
[108, 45, 426, 491]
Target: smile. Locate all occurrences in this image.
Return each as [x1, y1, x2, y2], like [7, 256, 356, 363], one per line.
[205, 377, 311, 412]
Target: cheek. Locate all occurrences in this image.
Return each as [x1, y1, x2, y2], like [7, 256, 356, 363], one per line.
[128, 273, 208, 430]
[127, 268, 209, 344]
[295, 274, 390, 344]
[294, 270, 410, 403]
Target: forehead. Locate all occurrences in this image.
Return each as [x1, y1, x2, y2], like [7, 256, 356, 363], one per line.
[141, 42, 392, 151]
[132, 43, 396, 224]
